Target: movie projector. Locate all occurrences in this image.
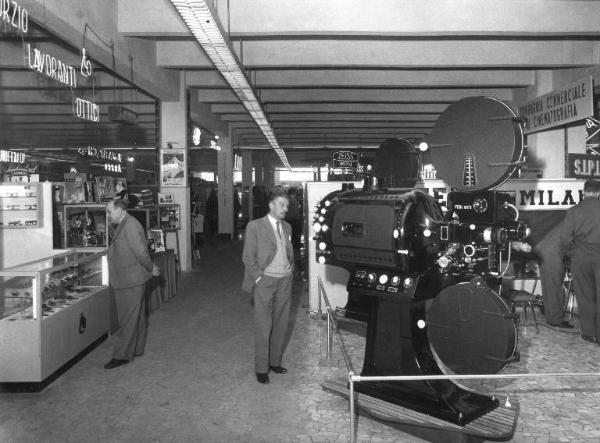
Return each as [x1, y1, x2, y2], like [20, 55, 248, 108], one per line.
[314, 97, 530, 425]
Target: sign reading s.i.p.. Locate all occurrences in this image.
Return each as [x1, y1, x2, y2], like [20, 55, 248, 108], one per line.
[567, 153, 600, 179]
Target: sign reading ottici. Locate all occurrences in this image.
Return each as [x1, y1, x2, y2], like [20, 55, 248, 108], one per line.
[517, 77, 593, 135]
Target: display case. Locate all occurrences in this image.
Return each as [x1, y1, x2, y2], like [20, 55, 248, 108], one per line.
[0, 249, 110, 384]
[128, 207, 160, 233]
[159, 204, 180, 230]
[129, 204, 180, 231]
[0, 183, 42, 228]
[62, 204, 108, 248]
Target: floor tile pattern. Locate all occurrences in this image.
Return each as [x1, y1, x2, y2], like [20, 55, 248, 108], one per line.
[1, 241, 599, 442]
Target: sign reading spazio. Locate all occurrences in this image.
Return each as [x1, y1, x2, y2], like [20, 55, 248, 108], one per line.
[517, 76, 593, 135]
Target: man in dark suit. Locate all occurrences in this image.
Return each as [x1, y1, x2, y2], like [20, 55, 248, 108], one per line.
[242, 189, 295, 384]
[105, 199, 160, 369]
[559, 179, 600, 344]
[535, 222, 572, 328]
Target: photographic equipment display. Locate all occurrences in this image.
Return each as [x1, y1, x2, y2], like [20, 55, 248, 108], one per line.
[0, 250, 109, 385]
[314, 97, 530, 425]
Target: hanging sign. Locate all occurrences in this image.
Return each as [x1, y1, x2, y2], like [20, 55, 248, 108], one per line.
[104, 163, 122, 173]
[0, 149, 26, 164]
[5, 164, 37, 176]
[74, 97, 99, 122]
[77, 146, 122, 163]
[497, 179, 585, 210]
[24, 43, 78, 88]
[517, 76, 593, 135]
[332, 151, 360, 170]
[567, 153, 600, 179]
[1, 0, 28, 33]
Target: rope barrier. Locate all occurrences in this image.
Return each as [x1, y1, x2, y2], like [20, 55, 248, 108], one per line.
[317, 276, 600, 442]
[350, 371, 600, 383]
[318, 277, 355, 374]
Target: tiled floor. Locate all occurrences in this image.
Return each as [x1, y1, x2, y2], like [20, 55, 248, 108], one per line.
[1, 240, 600, 442]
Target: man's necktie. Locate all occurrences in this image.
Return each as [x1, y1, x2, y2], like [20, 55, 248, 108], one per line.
[276, 221, 282, 239]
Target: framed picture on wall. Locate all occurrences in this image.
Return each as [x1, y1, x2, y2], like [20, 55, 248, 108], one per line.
[158, 192, 174, 205]
[160, 149, 187, 187]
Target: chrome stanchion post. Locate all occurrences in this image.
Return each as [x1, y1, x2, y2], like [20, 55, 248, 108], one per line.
[327, 311, 332, 360]
[349, 371, 356, 443]
[317, 277, 323, 315]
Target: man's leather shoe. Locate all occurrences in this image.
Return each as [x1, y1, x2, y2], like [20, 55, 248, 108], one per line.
[104, 359, 129, 369]
[581, 335, 597, 344]
[269, 365, 288, 374]
[547, 321, 574, 329]
[256, 372, 270, 384]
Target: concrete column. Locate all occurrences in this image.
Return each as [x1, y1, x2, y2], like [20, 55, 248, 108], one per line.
[217, 136, 234, 237]
[160, 71, 191, 271]
[263, 161, 275, 190]
[254, 160, 264, 186]
[241, 150, 254, 221]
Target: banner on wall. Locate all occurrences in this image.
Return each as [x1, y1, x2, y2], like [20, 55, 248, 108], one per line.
[418, 178, 585, 211]
[517, 76, 593, 135]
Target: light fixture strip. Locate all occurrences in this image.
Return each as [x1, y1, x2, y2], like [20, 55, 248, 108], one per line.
[170, 0, 290, 168]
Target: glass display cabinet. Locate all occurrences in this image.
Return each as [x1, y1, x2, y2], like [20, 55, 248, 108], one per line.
[0, 183, 42, 228]
[128, 207, 160, 233]
[128, 204, 180, 231]
[159, 204, 180, 230]
[62, 204, 108, 248]
[0, 249, 110, 384]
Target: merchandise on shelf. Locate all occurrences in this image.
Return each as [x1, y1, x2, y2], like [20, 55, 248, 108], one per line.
[0, 249, 110, 384]
[0, 183, 42, 228]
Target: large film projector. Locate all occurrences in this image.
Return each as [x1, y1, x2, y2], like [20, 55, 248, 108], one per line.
[314, 97, 530, 426]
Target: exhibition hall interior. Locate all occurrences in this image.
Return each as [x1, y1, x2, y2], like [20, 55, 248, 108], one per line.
[1, 1, 600, 442]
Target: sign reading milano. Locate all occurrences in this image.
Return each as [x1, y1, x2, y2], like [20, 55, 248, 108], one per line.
[517, 76, 593, 135]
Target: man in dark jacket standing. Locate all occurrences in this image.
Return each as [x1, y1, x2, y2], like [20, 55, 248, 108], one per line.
[105, 199, 160, 369]
[242, 189, 294, 384]
[535, 222, 572, 328]
[559, 179, 600, 344]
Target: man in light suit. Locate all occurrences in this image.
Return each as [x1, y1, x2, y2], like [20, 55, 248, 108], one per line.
[242, 189, 295, 384]
[105, 199, 160, 369]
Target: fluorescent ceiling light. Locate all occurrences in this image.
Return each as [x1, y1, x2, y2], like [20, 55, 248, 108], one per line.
[170, 0, 290, 169]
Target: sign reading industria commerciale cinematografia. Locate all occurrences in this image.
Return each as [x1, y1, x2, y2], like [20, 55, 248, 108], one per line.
[517, 76, 594, 135]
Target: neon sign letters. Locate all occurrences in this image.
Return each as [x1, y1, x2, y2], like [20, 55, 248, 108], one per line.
[0, 149, 26, 164]
[1, 0, 28, 33]
[77, 146, 122, 163]
[24, 43, 78, 88]
[74, 98, 99, 122]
